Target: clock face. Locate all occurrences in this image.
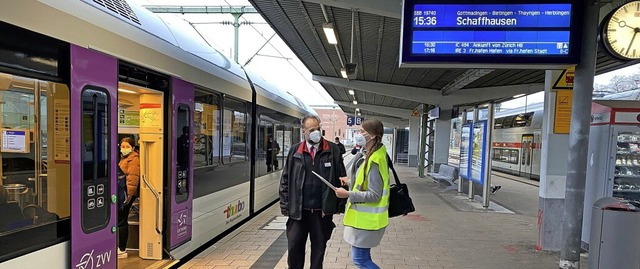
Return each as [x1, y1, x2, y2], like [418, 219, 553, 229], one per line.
[604, 1, 640, 60]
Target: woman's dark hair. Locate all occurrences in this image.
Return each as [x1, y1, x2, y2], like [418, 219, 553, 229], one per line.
[361, 119, 384, 185]
[120, 137, 135, 147]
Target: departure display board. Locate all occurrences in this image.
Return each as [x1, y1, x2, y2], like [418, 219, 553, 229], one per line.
[400, 1, 583, 69]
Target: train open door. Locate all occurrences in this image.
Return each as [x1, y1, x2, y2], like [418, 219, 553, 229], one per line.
[519, 134, 534, 179]
[70, 45, 118, 269]
[167, 78, 194, 251]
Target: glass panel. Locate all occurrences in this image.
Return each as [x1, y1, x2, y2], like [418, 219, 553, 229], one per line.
[510, 150, 519, 164]
[614, 131, 640, 201]
[0, 74, 70, 236]
[223, 98, 246, 164]
[176, 105, 190, 203]
[193, 91, 220, 167]
[274, 124, 283, 171]
[81, 88, 110, 232]
[293, 127, 301, 144]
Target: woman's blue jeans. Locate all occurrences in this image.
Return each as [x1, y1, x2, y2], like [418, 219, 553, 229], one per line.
[351, 246, 380, 269]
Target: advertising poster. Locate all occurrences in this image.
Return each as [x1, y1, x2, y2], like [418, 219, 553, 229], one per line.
[470, 121, 487, 184]
[459, 124, 471, 179]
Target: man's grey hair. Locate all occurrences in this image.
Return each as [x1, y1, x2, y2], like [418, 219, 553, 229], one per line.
[301, 115, 321, 126]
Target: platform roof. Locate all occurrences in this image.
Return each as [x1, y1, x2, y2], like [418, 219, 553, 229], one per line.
[248, 0, 639, 123]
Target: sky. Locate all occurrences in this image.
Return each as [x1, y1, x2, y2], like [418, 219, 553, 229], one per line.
[130, 0, 640, 108]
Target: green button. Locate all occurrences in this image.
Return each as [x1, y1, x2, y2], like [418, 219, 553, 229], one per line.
[111, 195, 117, 204]
[111, 226, 116, 233]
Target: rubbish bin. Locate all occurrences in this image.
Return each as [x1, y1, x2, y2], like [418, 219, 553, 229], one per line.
[588, 197, 640, 269]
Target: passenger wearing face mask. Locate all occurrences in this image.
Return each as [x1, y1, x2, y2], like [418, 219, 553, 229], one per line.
[280, 115, 348, 269]
[117, 137, 140, 259]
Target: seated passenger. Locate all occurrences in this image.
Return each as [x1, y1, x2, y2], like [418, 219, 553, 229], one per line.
[0, 185, 26, 233]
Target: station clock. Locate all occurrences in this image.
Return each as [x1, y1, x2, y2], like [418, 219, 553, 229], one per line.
[602, 1, 640, 60]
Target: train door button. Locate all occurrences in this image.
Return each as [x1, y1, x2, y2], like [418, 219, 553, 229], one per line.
[88, 186, 95, 197]
[97, 184, 104, 195]
[97, 197, 104, 208]
[88, 199, 95, 210]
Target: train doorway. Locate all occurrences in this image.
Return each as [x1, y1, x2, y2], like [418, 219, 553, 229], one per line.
[519, 134, 534, 179]
[117, 82, 165, 268]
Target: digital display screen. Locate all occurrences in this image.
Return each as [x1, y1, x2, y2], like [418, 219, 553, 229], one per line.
[400, 1, 583, 69]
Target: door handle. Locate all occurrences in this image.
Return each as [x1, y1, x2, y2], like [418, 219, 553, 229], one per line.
[142, 174, 162, 234]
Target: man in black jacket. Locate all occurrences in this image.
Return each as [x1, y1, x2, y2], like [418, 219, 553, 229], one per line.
[280, 115, 347, 269]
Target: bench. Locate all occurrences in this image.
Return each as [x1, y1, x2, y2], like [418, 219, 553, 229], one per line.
[427, 164, 459, 192]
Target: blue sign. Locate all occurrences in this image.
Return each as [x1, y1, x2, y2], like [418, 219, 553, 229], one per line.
[400, 1, 583, 68]
[347, 116, 365, 126]
[470, 121, 488, 184]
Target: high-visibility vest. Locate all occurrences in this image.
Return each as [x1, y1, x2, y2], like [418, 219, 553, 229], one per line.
[343, 145, 390, 231]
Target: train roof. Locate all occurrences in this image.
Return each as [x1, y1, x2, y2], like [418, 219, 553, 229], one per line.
[244, 68, 316, 117]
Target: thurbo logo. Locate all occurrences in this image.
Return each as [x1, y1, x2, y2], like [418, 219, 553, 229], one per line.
[178, 212, 187, 227]
[224, 200, 246, 224]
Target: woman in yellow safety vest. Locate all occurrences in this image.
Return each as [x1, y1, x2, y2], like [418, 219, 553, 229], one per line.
[335, 119, 389, 269]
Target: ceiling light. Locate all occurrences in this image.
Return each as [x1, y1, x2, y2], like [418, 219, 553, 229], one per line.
[353, 100, 358, 105]
[322, 22, 338, 45]
[357, 112, 361, 116]
[118, 88, 138, 94]
[355, 108, 360, 111]
[348, 89, 355, 95]
[513, 94, 526, 98]
[341, 69, 348, 79]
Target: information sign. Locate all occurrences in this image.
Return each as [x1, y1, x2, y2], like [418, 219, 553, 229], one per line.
[401, 1, 583, 68]
[1, 129, 29, 153]
[554, 89, 573, 134]
[470, 121, 487, 184]
[347, 116, 365, 126]
[459, 124, 472, 180]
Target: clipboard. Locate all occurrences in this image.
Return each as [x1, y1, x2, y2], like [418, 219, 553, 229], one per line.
[311, 171, 337, 191]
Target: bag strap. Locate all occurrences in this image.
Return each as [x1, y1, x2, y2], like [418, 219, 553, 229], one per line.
[386, 154, 402, 186]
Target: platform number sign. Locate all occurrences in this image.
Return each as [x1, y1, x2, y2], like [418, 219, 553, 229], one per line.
[347, 116, 364, 126]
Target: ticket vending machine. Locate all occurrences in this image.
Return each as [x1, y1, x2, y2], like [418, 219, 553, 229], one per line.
[582, 100, 640, 249]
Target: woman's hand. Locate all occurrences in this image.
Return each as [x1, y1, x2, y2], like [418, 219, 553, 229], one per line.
[339, 176, 349, 186]
[335, 187, 349, 198]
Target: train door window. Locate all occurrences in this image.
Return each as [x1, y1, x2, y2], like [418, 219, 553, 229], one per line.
[81, 88, 110, 232]
[193, 90, 220, 167]
[274, 124, 284, 171]
[223, 98, 247, 164]
[0, 74, 71, 257]
[257, 118, 274, 176]
[283, 126, 293, 162]
[176, 104, 190, 202]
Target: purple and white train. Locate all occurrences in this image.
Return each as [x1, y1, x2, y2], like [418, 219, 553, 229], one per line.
[0, 1, 312, 268]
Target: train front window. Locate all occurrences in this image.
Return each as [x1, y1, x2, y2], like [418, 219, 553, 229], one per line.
[0, 73, 70, 236]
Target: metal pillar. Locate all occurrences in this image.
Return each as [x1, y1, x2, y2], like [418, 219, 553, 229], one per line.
[482, 103, 495, 208]
[418, 104, 429, 178]
[559, 1, 599, 268]
[232, 13, 242, 63]
[458, 109, 467, 194]
[469, 108, 479, 200]
[426, 118, 435, 173]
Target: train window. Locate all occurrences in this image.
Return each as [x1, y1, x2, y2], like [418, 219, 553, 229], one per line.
[0, 76, 71, 260]
[494, 118, 504, 129]
[502, 116, 514, 128]
[282, 126, 293, 163]
[509, 150, 519, 164]
[525, 112, 534, 126]
[193, 91, 220, 167]
[223, 98, 247, 164]
[176, 104, 190, 203]
[293, 127, 301, 144]
[513, 114, 528, 127]
[492, 149, 502, 160]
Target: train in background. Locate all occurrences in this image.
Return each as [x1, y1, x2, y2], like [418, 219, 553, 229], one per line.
[0, 1, 313, 268]
[490, 89, 640, 180]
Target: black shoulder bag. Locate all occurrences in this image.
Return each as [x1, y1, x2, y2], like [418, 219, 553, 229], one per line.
[387, 154, 416, 218]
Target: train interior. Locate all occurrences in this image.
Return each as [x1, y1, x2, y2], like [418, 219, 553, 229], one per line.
[0, 73, 70, 235]
[116, 82, 165, 268]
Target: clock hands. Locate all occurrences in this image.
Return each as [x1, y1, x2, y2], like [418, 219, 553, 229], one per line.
[619, 20, 636, 30]
[626, 28, 640, 56]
